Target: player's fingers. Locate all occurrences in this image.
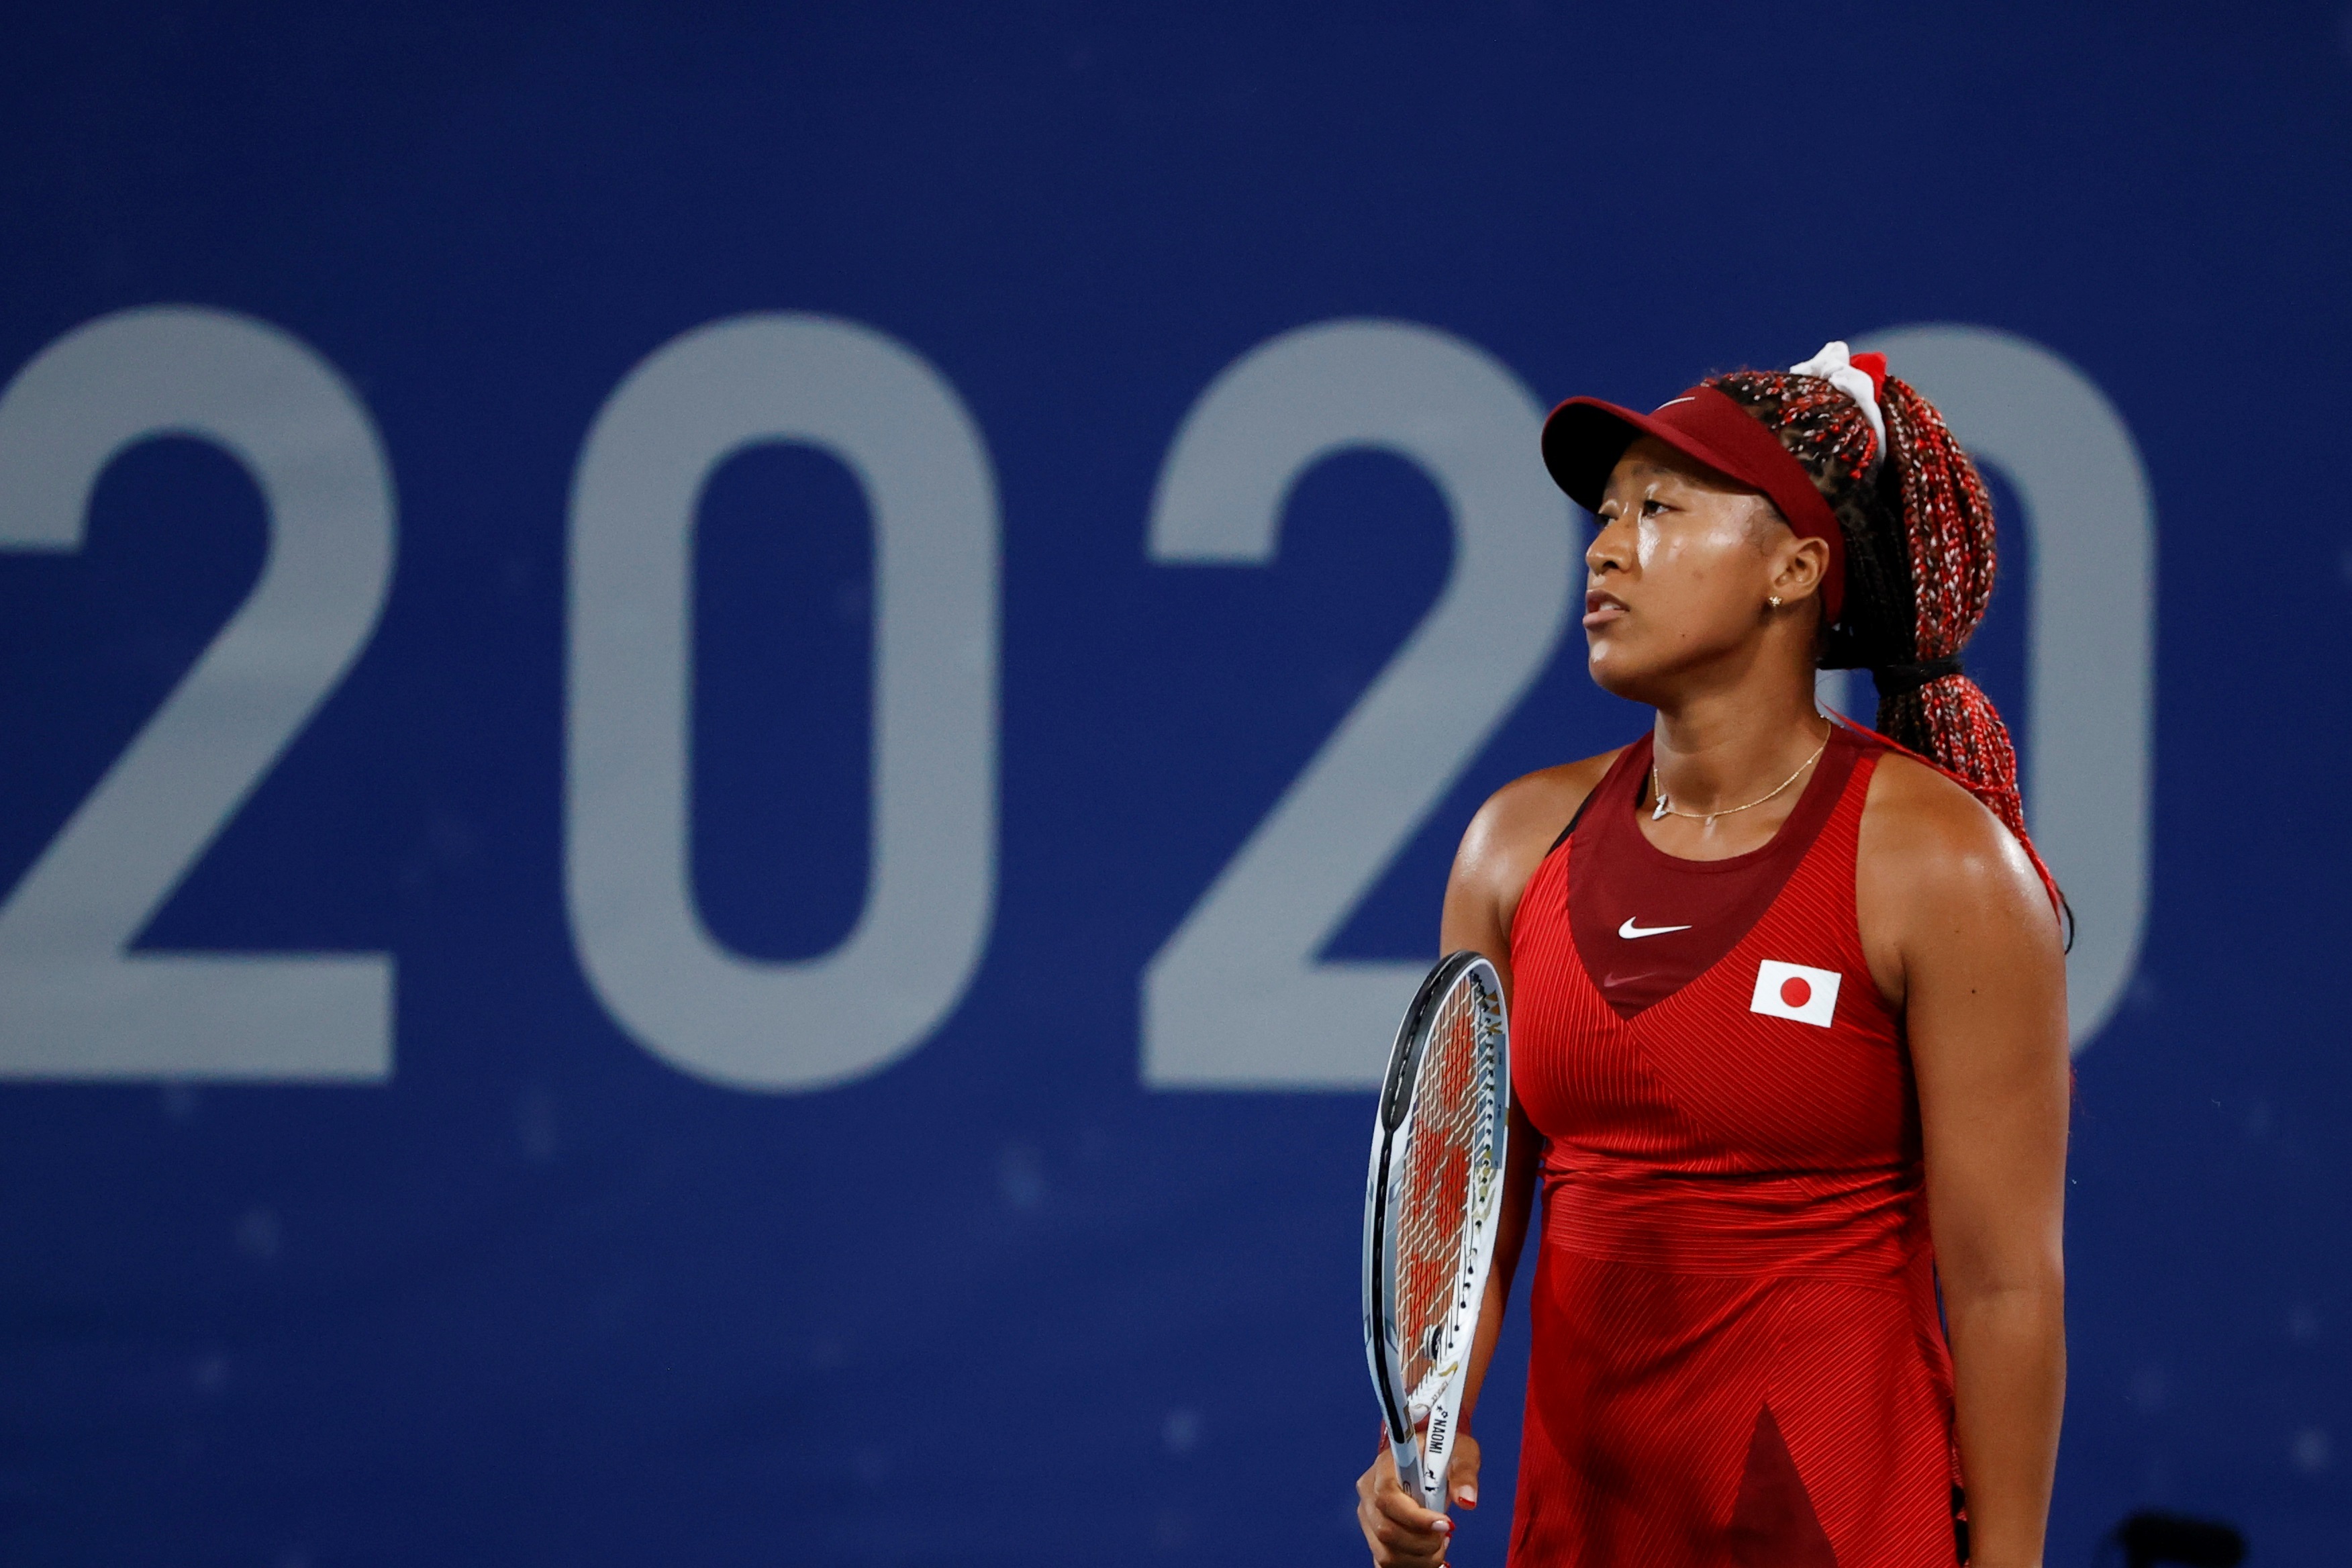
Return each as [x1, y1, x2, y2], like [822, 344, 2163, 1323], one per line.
[1447, 1434, 1483, 1510]
[1366, 1510, 1452, 1567]
[1374, 1474, 1453, 1538]
[1357, 1449, 1453, 1566]
[1361, 1505, 1445, 1564]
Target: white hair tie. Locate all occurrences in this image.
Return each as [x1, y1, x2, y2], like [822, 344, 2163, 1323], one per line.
[1790, 340, 1888, 467]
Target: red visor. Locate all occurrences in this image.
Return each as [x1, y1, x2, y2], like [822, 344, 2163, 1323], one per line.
[1541, 385, 1847, 624]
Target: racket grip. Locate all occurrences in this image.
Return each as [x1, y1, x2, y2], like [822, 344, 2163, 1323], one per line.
[1391, 1435, 1440, 1516]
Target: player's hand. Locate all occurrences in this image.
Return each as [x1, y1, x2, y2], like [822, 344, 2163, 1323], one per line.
[1355, 1430, 1480, 1566]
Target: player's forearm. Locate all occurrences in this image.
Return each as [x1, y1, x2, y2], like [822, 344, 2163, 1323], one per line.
[1943, 1279, 2064, 1568]
[1456, 1261, 1513, 1429]
[1457, 1161, 1534, 1428]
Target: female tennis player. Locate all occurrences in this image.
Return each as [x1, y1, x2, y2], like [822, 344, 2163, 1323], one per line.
[1355, 344, 2069, 1566]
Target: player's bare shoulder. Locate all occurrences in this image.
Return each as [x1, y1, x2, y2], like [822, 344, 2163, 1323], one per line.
[1448, 750, 1622, 935]
[1857, 750, 2061, 946]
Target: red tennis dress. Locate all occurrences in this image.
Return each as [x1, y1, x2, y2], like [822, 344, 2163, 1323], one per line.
[1506, 726, 1961, 1567]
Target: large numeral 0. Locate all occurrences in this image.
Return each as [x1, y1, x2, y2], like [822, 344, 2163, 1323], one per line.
[0, 307, 397, 1079]
[1144, 322, 1573, 1089]
[1858, 326, 2155, 1051]
[567, 314, 998, 1091]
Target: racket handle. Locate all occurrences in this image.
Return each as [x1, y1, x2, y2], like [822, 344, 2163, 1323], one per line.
[1391, 1435, 1444, 1517]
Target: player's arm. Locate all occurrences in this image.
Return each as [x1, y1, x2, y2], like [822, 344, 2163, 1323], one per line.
[1859, 757, 2069, 1568]
[1357, 754, 1612, 1565]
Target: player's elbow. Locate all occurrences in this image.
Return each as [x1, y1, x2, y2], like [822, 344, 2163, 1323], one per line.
[1937, 1236, 2065, 1315]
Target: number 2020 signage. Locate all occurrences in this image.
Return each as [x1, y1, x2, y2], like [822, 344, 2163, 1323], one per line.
[0, 306, 2153, 1091]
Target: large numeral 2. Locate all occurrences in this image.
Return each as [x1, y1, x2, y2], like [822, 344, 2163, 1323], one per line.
[0, 307, 398, 1078]
[1144, 321, 1573, 1089]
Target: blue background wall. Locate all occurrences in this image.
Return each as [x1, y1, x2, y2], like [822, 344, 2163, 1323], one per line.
[0, 3, 2345, 1563]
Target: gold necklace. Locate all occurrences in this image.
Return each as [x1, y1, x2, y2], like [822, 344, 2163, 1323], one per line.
[1650, 724, 1832, 828]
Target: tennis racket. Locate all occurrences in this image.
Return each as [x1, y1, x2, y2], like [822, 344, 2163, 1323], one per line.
[1362, 950, 1510, 1515]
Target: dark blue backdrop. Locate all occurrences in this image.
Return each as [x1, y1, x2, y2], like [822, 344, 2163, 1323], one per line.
[0, 4, 2345, 1564]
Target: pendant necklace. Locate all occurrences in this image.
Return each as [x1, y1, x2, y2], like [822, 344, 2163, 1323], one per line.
[1651, 723, 1832, 828]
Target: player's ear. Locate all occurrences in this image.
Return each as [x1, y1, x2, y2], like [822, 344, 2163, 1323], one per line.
[1771, 532, 1830, 603]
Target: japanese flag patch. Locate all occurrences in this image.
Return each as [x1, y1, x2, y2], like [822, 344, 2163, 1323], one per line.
[1749, 960, 1841, 1027]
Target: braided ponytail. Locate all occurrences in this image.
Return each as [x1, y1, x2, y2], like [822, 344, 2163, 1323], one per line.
[1869, 375, 2026, 840]
[1705, 364, 2055, 901]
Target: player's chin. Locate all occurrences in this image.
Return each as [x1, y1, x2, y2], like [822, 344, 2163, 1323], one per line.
[1585, 636, 1661, 703]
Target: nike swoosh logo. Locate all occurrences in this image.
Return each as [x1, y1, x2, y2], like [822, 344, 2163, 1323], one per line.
[1618, 918, 1694, 939]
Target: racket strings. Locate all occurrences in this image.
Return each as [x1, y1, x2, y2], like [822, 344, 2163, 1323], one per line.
[1392, 981, 1500, 1407]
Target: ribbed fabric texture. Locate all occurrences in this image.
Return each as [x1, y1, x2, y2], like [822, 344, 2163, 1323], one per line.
[1506, 734, 1960, 1567]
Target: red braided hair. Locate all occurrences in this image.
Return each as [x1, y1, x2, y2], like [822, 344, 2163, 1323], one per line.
[1704, 366, 2059, 910]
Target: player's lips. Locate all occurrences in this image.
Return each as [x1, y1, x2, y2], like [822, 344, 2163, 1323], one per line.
[1583, 589, 1628, 629]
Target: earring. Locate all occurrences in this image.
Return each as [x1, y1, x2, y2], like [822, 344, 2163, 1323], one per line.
[1767, 595, 1783, 609]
